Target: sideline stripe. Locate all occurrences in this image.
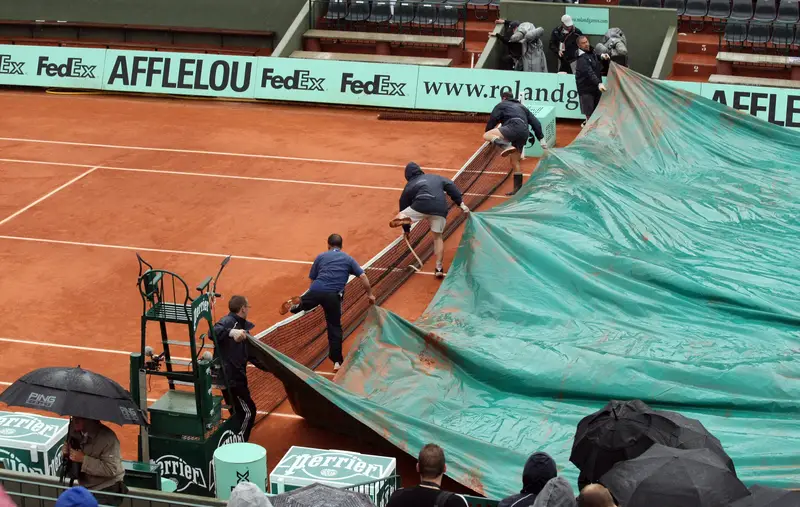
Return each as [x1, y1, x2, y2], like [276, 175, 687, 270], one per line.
[0, 166, 99, 227]
[0, 136, 466, 173]
[0, 158, 510, 198]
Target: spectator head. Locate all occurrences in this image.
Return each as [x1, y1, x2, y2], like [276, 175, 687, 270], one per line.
[55, 487, 99, 507]
[578, 36, 590, 52]
[561, 15, 574, 30]
[501, 91, 515, 101]
[577, 484, 616, 507]
[229, 295, 249, 318]
[521, 452, 558, 495]
[328, 233, 343, 249]
[227, 482, 272, 507]
[70, 417, 97, 432]
[417, 444, 447, 483]
[533, 477, 577, 507]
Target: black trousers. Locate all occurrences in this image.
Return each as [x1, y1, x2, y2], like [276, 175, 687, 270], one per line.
[293, 290, 343, 364]
[222, 383, 256, 442]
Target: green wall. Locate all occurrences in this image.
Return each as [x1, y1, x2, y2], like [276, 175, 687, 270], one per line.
[0, 0, 307, 41]
[500, 0, 677, 76]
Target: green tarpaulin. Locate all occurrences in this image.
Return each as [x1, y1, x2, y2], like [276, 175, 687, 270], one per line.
[252, 64, 800, 499]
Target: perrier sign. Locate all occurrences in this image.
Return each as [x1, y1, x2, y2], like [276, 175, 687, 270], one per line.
[270, 446, 396, 493]
[0, 411, 69, 476]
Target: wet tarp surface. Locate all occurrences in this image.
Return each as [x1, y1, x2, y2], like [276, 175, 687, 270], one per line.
[251, 64, 800, 498]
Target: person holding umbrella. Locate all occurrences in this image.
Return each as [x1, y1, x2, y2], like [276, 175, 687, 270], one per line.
[62, 423, 125, 506]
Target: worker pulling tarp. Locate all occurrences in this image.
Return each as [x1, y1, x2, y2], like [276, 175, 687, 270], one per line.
[250, 63, 800, 499]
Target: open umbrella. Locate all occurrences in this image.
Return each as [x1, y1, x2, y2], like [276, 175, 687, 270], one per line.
[570, 400, 734, 485]
[729, 485, 800, 507]
[599, 444, 749, 507]
[0, 366, 147, 426]
[270, 483, 374, 507]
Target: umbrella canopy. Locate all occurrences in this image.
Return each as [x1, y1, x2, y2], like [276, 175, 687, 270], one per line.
[729, 485, 800, 507]
[0, 366, 147, 426]
[600, 444, 749, 507]
[570, 400, 735, 484]
[270, 483, 374, 507]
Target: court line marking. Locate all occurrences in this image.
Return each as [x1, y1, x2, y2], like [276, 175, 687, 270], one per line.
[0, 165, 99, 227]
[0, 157, 510, 199]
[0, 136, 469, 174]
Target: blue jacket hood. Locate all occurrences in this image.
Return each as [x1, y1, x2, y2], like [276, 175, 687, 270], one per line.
[405, 162, 424, 181]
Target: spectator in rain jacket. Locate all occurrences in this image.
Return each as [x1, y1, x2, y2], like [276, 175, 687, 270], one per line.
[549, 15, 583, 73]
[534, 478, 578, 507]
[595, 28, 628, 75]
[494, 20, 524, 71]
[498, 452, 559, 507]
[509, 22, 548, 73]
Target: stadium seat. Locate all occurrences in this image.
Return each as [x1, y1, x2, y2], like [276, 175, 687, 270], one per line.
[438, 2, 463, 33]
[729, 0, 754, 21]
[769, 22, 796, 48]
[708, 0, 732, 31]
[324, 0, 348, 25]
[746, 20, 771, 45]
[664, 0, 687, 15]
[367, 1, 393, 24]
[723, 20, 748, 46]
[752, 0, 777, 22]
[390, 1, 416, 27]
[685, 0, 709, 31]
[414, 2, 438, 27]
[776, 0, 800, 23]
[468, 0, 492, 20]
[619, 0, 641, 6]
[345, 0, 371, 22]
[641, 0, 663, 7]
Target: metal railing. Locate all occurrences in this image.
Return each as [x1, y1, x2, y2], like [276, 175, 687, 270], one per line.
[309, 0, 468, 44]
[0, 469, 224, 507]
[341, 475, 499, 507]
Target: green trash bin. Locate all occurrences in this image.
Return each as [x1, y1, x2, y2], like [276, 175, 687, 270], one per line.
[161, 478, 177, 493]
[213, 442, 267, 500]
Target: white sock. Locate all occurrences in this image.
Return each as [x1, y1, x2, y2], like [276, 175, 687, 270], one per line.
[436, 262, 443, 271]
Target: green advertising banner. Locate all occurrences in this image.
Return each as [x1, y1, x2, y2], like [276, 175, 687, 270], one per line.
[415, 66, 584, 119]
[0, 44, 105, 89]
[253, 56, 419, 109]
[102, 49, 258, 98]
[565, 6, 610, 35]
[1, 44, 798, 129]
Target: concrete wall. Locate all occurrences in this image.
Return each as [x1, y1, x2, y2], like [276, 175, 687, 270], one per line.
[500, 0, 677, 76]
[0, 0, 307, 41]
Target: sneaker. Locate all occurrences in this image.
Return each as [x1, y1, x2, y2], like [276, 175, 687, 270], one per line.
[581, 121, 586, 128]
[333, 362, 341, 372]
[435, 268, 445, 279]
[279, 296, 301, 315]
[389, 216, 413, 228]
[500, 145, 517, 158]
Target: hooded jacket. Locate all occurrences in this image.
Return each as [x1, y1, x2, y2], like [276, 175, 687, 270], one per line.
[575, 46, 603, 96]
[498, 453, 559, 507]
[214, 312, 256, 387]
[485, 99, 544, 142]
[549, 25, 583, 64]
[509, 22, 548, 73]
[532, 478, 576, 507]
[399, 162, 463, 223]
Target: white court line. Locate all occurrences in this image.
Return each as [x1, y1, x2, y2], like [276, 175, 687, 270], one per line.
[0, 165, 99, 227]
[0, 136, 467, 174]
[0, 235, 315, 265]
[0, 158, 510, 199]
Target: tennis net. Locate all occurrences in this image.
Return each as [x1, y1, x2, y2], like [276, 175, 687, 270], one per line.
[248, 142, 509, 416]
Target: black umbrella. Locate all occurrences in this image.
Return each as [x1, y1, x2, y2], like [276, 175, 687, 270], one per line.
[270, 483, 374, 507]
[570, 400, 735, 486]
[730, 485, 800, 507]
[0, 366, 147, 426]
[599, 444, 749, 507]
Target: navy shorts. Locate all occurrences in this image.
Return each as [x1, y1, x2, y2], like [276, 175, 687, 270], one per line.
[499, 118, 529, 152]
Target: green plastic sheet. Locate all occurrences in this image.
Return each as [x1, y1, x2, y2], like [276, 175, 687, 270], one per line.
[254, 64, 800, 498]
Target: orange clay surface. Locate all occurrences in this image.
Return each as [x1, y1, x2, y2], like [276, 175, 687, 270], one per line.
[0, 89, 581, 494]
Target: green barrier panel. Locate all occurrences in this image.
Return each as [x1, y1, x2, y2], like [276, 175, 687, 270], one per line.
[1, 43, 798, 127]
[0, 44, 105, 89]
[565, 6, 610, 35]
[252, 56, 419, 109]
[103, 49, 258, 98]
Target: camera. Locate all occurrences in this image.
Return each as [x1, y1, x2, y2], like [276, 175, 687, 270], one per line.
[58, 437, 83, 485]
